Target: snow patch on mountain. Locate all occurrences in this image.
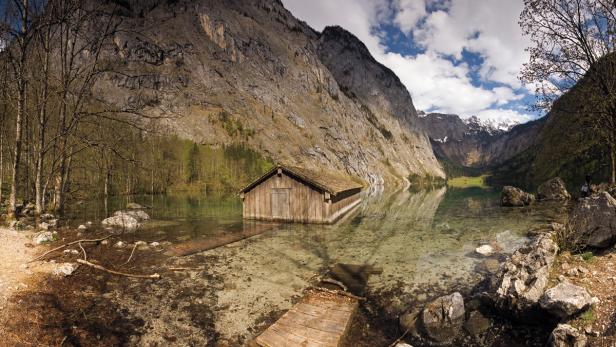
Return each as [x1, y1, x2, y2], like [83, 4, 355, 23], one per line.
[465, 115, 521, 133]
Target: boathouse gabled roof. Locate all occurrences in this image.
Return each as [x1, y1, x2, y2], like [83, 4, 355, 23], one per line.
[239, 165, 363, 196]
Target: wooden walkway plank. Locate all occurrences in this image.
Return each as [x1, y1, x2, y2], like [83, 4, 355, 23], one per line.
[255, 291, 358, 347]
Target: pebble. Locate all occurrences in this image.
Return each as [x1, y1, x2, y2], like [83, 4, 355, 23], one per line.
[101, 240, 109, 245]
[475, 244, 495, 256]
[114, 241, 126, 248]
[135, 241, 147, 246]
[150, 242, 160, 247]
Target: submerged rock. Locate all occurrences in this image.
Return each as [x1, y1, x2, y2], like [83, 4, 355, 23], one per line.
[489, 232, 558, 314]
[479, 259, 500, 274]
[566, 192, 616, 248]
[549, 324, 587, 347]
[538, 177, 571, 201]
[115, 209, 150, 222]
[501, 186, 535, 207]
[127, 202, 149, 210]
[475, 245, 495, 256]
[102, 214, 141, 230]
[539, 283, 593, 319]
[464, 310, 491, 335]
[421, 292, 465, 343]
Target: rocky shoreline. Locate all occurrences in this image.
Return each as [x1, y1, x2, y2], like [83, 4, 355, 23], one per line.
[391, 178, 616, 347]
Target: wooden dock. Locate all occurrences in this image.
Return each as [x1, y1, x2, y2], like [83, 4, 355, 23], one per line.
[255, 291, 358, 347]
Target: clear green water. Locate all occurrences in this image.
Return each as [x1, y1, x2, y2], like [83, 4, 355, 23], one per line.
[66, 186, 567, 312]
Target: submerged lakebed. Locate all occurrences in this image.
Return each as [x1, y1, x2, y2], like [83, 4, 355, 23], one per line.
[48, 187, 568, 345]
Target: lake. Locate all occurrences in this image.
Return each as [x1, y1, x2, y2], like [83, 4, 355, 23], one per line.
[63, 186, 568, 344]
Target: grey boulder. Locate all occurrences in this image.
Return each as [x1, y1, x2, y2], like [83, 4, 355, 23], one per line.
[501, 186, 535, 206]
[538, 177, 571, 201]
[566, 192, 616, 248]
[102, 209, 150, 231]
[540, 283, 593, 319]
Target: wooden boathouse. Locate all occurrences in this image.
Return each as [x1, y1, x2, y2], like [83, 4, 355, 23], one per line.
[239, 165, 363, 224]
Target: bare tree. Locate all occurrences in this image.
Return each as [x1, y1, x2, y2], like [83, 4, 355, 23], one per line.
[2, 0, 36, 218]
[48, 0, 121, 214]
[520, 0, 616, 182]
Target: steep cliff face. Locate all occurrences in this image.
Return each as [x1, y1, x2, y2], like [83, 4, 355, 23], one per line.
[95, 0, 443, 187]
[419, 113, 544, 170]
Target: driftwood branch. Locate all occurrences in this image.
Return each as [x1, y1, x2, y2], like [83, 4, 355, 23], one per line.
[78, 242, 87, 261]
[321, 278, 348, 292]
[120, 243, 137, 266]
[76, 259, 161, 279]
[30, 235, 112, 262]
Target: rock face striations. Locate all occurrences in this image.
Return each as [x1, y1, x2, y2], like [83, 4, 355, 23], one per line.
[94, 0, 444, 187]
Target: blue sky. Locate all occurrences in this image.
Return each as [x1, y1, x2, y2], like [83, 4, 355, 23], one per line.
[282, 0, 542, 126]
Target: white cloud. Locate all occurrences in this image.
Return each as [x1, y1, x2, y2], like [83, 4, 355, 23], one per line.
[281, 0, 536, 124]
[380, 51, 498, 114]
[405, 0, 531, 88]
[394, 0, 427, 33]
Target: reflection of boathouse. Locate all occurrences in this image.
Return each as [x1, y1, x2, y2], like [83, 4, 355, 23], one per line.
[239, 166, 363, 224]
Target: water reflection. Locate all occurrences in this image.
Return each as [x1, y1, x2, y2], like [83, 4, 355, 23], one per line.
[67, 186, 566, 318]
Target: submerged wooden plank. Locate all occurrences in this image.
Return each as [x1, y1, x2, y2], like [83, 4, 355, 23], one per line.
[255, 291, 358, 347]
[165, 223, 277, 256]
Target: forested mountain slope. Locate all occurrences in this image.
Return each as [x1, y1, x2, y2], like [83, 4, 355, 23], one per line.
[489, 57, 612, 191]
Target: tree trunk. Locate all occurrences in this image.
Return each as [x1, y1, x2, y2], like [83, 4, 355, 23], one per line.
[8, 0, 29, 220]
[611, 144, 616, 185]
[53, 148, 67, 216]
[34, 149, 44, 213]
[8, 81, 26, 219]
[35, 34, 51, 215]
[104, 169, 110, 217]
[0, 126, 3, 204]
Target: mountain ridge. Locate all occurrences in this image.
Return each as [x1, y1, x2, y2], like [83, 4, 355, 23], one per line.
[95, 0, 444, 187]
[419, 112, 544, 171]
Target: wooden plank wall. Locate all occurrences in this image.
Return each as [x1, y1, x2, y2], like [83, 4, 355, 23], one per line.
[243, 173, 328, 223]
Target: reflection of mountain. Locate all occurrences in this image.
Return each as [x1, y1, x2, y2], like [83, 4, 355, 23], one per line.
[352, 187, 448, 232]
[433, 187, 500, 219]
